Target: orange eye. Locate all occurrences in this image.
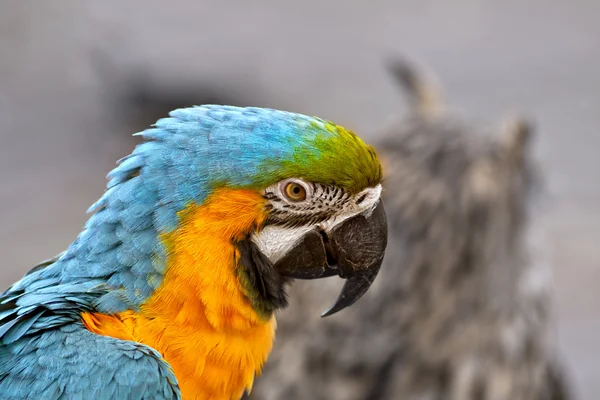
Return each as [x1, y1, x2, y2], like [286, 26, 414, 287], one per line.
[284, 182, 307, 202]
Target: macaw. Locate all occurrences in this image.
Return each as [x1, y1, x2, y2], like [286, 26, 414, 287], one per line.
[0, 106, 387, 400]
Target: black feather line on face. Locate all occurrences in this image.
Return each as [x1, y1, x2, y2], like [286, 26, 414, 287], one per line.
[265, 211, 333, 229]
[263, 183, 349, 228]
[235, 237, 290, 317]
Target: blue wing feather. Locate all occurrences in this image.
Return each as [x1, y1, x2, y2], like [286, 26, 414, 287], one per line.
[0, 324, 180, 399]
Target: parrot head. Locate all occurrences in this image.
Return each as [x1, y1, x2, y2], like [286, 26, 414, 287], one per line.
[90, 105, 387, 318]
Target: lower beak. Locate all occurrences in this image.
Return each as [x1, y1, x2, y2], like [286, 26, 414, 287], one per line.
[274, 201, 388, 317]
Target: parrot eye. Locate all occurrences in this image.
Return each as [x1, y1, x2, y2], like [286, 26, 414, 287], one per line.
[284, 182, 306, 202]
[278, 179, 311, 203]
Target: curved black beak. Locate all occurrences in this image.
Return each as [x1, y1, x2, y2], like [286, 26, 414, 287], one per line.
[274, 201, 388, 317]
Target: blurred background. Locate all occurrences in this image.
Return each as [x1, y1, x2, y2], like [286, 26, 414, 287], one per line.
[0, 1, 598, 398]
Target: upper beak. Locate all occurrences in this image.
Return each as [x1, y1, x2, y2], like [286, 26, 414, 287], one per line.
[274, 201, 388, 317]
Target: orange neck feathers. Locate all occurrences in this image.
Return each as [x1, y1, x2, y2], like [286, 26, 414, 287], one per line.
[83, 188, 276, 400]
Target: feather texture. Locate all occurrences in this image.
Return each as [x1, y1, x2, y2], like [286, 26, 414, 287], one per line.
[0, 106, 382, 399]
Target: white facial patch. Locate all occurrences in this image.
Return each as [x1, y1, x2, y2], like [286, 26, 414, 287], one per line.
[251, 225, 314, 264]
[251, 184, 382, 263]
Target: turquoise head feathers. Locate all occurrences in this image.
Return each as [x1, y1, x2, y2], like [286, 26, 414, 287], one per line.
[4, 105, 382, 319]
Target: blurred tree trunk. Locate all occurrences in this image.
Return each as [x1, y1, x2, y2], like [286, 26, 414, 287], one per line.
[248, 60, 571, 400]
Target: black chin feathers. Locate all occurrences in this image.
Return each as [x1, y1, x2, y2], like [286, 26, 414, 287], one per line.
[235, 237, 290, 316]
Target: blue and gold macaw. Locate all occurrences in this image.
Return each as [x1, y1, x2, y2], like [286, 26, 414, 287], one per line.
[0, 106, 387, 399]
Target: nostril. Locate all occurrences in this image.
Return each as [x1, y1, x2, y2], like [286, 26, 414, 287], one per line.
[318, 228, 337, 267]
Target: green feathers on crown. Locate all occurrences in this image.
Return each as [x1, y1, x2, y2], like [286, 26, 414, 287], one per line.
[255, 118, 382, 194]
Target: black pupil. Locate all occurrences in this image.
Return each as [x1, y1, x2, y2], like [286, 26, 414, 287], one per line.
[293, 186, 301, 194]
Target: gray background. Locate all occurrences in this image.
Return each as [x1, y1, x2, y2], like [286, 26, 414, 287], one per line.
[1, 1, 598, 398]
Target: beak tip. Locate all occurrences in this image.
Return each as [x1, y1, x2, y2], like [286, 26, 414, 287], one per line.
[320, 306, 339, 318]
